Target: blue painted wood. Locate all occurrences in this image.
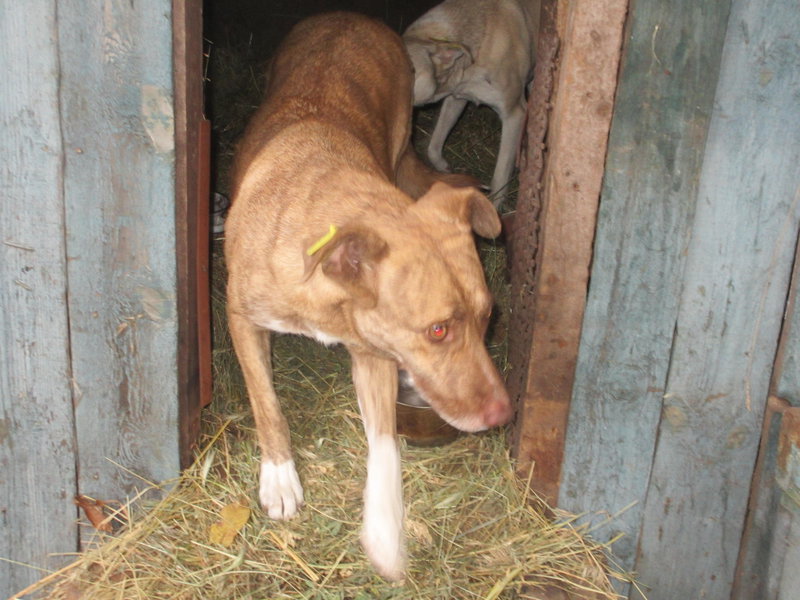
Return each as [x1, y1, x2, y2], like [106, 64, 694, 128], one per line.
[732, 399, 787, 599]
[774, 242, 800, 407]
[57, 0, 181, 526]
[557, 0, 733, 588]
[633, 0, 800, 595]
[0, 2, 78, 596]
[735, 239, 800, 598]
[767, 407, 800, 600]
[774, 501, 800, 600]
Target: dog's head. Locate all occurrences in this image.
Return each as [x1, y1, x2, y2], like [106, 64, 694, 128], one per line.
[304, 183, 511, 432]
[404, 37, 473, 106]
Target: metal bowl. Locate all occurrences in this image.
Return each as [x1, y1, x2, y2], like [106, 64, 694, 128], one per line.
[396, 398, 459, 447]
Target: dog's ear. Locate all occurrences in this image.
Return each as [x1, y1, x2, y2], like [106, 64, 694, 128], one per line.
[303, 226, 388, 305]
[428, 40, 472, 83]
[415, 182, 501, 239]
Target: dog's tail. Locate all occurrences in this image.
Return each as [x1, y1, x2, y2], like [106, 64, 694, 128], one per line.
[395, 145, 482, 200]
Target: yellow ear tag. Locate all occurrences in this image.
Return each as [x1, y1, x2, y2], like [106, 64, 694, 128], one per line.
[306, 224, 338, 256]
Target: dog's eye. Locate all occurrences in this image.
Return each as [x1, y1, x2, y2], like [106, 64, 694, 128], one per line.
[427, 322, 448, 341]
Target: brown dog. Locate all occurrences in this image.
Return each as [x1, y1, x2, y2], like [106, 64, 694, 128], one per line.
[224, 12, 511, 581]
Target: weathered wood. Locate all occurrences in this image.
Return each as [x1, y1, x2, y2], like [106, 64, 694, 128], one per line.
[173, 0, 207, 463]
[557, 0, 733, 585]
[511, 0, 628, 505]
[506, 0, 557, 415]
[736, 228, 800, 598]
[0, 3, 78, 594]
[733, 397, 789, 599]
[772, 235, 800, 408]
[772, 408, 800, 598]
[197, 118, 213, 411]
[633, 0, 800, 595]
[773, 501, 800, 600]
[57, 0, 181, 526]
[735, 237, 800, 597]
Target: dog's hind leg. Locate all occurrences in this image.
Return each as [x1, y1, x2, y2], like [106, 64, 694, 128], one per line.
[490, 100, 526, 208]
[428, 95, 468, 172]
[351, 350, 407, 582]
[228, 311, 304, 520]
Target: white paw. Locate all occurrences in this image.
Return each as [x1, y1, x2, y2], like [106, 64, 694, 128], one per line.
[259, 460, 304, 520]
[361, 514, 407, 582]
[361, 435, 407, 581]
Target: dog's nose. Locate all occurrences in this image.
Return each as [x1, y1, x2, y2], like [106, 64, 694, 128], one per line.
[482, 395, 512, 428]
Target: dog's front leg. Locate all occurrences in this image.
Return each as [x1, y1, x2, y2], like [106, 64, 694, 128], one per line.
[351, 350, 406, 581]
[428, 95, 468, 172]
[228, 311, 304, 520]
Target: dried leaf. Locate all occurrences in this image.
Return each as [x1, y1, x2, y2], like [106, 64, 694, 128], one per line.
[406, 519, 433, 547]
[74, 495, 113, 533]
[209, 503, 250, 546]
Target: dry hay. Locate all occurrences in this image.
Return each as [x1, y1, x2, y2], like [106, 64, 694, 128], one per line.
[36, 384, 628, 599]
[29, 253, 632, 598]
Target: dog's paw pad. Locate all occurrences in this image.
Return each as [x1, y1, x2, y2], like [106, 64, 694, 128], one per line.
[259, 460, 304, 520]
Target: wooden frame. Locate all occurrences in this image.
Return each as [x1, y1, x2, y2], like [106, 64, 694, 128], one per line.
[510, 0, 629, 505]
[173, 0, 211, 468]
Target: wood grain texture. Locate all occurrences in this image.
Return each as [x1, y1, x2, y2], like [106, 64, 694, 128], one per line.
[511, 0, 628, 505]
[736, 214, 800, 598]
[773, 502, 800, 600]
[632, 0, 800, 596]
[0, 2, 78, 595]
[57, 0, 180, 528]
[773, 229, 800, 407]
[173, 0, 206, 466]
[506, 0, 557, 415]
[733, 397, 788, 599]
[557, 0, 733, 584]
[770, 408, 800, 599]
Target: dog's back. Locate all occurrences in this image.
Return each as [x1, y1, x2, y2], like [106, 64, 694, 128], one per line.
[232, 13, 414, 197]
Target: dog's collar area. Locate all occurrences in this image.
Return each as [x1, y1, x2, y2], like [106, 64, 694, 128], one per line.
[306, 224, 338, 256]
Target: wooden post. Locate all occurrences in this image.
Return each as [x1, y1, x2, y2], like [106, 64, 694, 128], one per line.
[173, 0, 208, 464]
[510, 0, 629, 505]
[58, 0, 182, 534]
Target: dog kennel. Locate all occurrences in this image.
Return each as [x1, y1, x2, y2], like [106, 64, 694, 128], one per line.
[2, 0, 799, 598]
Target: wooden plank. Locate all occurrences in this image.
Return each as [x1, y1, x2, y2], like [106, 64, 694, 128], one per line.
[557, 0, 733, 584]
[197, 118, 213, 410]
[772, 233, 800, 407]
[173, 0, 206, 464]
[775, 504, 800, 600]
[633, 0, 800, 595]
[506, 0, 557, 418]
[511, 0, 628, 505]
[0, 2, 78, 595]
[57, 0, 181, 522]
[772, 408, 800, 598]
[733, 397, 789, 599]
[735, 231, 800, 597]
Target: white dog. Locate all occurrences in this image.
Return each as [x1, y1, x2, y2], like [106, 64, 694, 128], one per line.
[404, 0, 540, 208]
